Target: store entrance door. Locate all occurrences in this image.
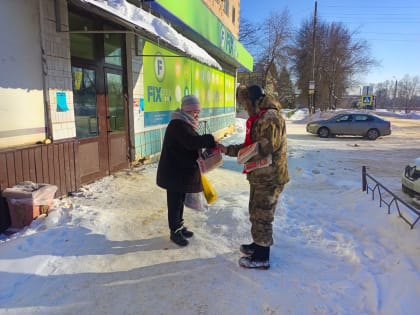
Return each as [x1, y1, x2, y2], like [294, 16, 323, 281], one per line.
[104, 69, 128, 173]
[69, 12, 129, 184]
[72, 65, 128, 184]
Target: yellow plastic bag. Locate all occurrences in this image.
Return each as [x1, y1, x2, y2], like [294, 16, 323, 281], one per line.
[201, 174, 217, 204]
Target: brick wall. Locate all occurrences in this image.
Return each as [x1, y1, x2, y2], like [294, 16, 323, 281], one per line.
[41, 0, 76, 141]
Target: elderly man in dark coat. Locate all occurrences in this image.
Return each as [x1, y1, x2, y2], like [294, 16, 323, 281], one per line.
[157, 95, 216, 246]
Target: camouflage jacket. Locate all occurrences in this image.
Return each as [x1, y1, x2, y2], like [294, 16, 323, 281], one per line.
[226, 95, 289, 185]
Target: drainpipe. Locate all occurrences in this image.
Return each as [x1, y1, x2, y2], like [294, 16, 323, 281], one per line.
[38, 0, 52, 141]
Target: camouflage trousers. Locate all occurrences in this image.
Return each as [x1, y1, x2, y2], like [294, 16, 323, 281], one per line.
[249, 183, 284, 247]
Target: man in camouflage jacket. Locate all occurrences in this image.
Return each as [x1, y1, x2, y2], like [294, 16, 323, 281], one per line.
[221, 85, 289, 269]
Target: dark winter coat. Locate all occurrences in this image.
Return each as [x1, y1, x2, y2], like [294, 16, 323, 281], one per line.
[156, 119, 216, 193]
[226, 94, 289, 186]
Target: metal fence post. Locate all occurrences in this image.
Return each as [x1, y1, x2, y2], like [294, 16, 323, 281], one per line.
[362, 166, 367, 192]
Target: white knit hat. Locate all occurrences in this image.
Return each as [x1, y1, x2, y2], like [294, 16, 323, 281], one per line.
[181, 95, 201, 112]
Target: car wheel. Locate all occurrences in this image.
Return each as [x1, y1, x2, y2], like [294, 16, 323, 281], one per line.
[367, 128, 379, 140]
[318, 127, 330, 138]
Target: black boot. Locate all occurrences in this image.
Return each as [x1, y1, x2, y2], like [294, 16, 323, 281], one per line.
[239, 242, 256, 256]
[170, 229, 189, 247]
[181, 226, 194, 238]
[238, 245, 270, 269]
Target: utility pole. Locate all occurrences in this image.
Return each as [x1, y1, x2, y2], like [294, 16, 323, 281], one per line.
[309, 0, 317, 114]
[393, 78, 398, 112]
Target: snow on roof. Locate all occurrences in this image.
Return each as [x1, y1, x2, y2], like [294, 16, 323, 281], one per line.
[81, 0, 222, 70]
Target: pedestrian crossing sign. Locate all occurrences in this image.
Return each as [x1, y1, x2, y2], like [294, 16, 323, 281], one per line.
[361, 95, 372, 105]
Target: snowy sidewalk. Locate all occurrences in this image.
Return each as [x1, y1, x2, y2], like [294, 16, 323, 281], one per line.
[0, 117, 419, 315]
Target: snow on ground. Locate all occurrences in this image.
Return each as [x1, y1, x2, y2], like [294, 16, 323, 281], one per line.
[0, 110, 419, 315]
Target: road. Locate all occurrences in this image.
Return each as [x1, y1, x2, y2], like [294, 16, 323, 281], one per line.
[286, 115, 420, 208]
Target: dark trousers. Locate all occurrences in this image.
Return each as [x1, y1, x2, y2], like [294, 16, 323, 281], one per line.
[167, 190, 186, 232]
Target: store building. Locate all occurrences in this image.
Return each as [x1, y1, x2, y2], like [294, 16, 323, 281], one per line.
[0, 0, 253, 231]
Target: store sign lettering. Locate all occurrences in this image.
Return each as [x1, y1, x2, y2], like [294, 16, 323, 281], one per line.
[220, 26, 234, 56]
[225, 32, 234, 55]
[154, 54, 165, 82]
[147, 86, 174, 103]
[147, 86, 162, 102]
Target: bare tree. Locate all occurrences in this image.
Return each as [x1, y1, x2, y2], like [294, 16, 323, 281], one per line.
[290, 19, 317, 110]
[238, 17, 261, 50]
[398, 75, 419, 113]
[373, 80, 398, 109]
[291, 18, 377, 111]
[370, 76, 420, 111]
[238, 9, 292, 96]
[277, 66, 294, 108]
[255, 9, 292, 90]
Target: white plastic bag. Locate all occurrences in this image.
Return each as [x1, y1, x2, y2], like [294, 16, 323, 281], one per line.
[184, 193, 207, 211]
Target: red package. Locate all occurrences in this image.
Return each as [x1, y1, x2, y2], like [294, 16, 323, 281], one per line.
[237, 142, 259, 164]
[197, 147, 223, 173]
[244, 154, 272, 173]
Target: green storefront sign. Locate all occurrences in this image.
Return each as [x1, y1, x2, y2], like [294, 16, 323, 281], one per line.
[153, 0, 253, 71]
[143, 42, 235, 126]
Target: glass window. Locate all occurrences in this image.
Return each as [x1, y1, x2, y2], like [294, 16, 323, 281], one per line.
[69, 13, 95, 60]
[224, 0, 229, 16]
[355, 115, 369, 121]
[104, 33, 122, 66]
[72, 67, 98, 138]
[232, 7, 236, 24]
[338, 115, 352, 122]
[107, 72, 125, 132]
[70, 34, 95, 60]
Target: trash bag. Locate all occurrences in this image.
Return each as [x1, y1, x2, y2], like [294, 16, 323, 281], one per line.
[201, 174, 217, 204]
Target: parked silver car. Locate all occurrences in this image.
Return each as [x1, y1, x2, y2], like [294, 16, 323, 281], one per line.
[306, 112, 391, 140]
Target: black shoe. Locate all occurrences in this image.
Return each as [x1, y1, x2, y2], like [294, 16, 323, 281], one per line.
[170, 230, 189, 247]
[240, 242, 256, 256]
[181, 227, 194, 238]
[239, 245, 270, 270]
[238, 256, 270, 270]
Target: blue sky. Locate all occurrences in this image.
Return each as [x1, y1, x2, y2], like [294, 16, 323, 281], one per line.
[240, 0, 420, 85]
